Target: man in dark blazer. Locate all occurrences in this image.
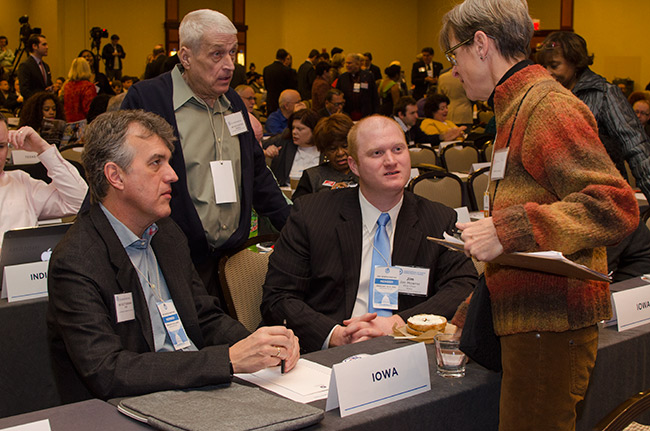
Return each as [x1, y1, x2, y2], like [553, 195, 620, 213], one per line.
[261, 115, 477, 353]
[47, 110, 299, 402]
[411, 47, 443, 101]
[297, 49, 319, 100]
[336, 53, 378, 121]
[122, 10, 290, 301]
[263, 49, 297, 114]
[18, 34, 52, 101]
[101, 34, 126, 81]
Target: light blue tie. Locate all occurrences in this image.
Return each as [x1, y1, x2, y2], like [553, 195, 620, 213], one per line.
[369, 213, 392, 316]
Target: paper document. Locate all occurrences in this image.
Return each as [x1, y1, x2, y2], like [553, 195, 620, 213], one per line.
[428, 234, 610, 282]
[236, 359, 331, 403]
[0, 419, 51, 431]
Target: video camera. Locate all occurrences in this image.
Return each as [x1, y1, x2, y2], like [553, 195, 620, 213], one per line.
[90, 26, 108, 51]
[18, 15, 41, 45]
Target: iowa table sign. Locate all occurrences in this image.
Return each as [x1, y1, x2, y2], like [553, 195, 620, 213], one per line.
[2, 261, 49, 302]
[610, 282, 650, 331]
[325, 342, 430, 417]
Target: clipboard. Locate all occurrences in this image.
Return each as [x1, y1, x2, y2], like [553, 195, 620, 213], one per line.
[428, 236, 611, 283]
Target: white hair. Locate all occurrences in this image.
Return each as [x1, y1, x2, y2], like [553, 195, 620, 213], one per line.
[179, 9, 237, 51]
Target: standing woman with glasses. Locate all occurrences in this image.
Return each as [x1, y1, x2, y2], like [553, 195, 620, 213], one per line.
[536, 31, 650, 202]
[442, 1, 638, 430]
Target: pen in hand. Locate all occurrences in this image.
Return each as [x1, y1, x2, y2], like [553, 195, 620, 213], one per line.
[281, 319, 287, 374]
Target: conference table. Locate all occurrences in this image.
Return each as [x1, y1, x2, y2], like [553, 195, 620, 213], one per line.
[1, 278, 649, 430]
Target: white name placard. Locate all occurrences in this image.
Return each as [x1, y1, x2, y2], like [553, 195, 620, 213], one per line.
[0, 419, 51, 431]
[325, 342, 430, 417]
[2, 261, 49, 302]
[611, 283, 650, 331]
[10, 150, 39, 165]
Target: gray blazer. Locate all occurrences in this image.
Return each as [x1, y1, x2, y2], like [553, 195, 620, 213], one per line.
[47, 205, 250, 402]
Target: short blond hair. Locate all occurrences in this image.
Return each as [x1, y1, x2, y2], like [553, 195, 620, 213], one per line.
[67, 57, 92, 81]
[347, 115, 404, 162]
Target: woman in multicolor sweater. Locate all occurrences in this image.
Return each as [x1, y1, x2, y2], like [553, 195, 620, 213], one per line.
[440, 0, 639, 430]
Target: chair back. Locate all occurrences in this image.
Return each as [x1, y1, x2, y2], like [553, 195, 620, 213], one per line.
[594, 390, 650, 431]
[468, 166, 490, 211]
[482, 141, 494, 162]
[408, 171, 464, 208]
[218, 234, 278, 332]
[624, 160, 637, 189]
[442, 144, 479, 173]
[409, 146, 438, 167]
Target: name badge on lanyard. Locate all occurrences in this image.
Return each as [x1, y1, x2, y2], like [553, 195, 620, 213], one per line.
[373, 266, 400, 310]
[157, 299, 191, 351]
[210, 160, 237, 204]
[490, 148, 509, 181]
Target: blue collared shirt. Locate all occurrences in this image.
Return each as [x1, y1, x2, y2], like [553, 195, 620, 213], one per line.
[100, 204, 197, 352]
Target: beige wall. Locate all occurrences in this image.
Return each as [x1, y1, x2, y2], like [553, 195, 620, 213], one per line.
[575, 0, 649, 91]
[1, 0, 165, 81]
[1, 1, 648, 91]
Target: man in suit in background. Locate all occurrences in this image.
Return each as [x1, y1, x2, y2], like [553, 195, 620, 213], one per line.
[393, 96, 457, 146]
[263, 49, 296, 114]
[261, 115, 477, 352]
[144, 44, 167, 80]
[47, 110, 299, 402]
[362, 52, 382, 82]
[411, 47, 442, 101]
[18, 34, 52, 101]
[317, 89, 345, 118]
[102, 34, 126, 81]
[336, 53, 378, 121]
[297, 49, 319, 101]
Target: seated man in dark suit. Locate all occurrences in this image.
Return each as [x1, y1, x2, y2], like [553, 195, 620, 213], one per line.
[47, 110, 299, 402]
[317, 89, 345, 118]
[261, 115, 477, 353]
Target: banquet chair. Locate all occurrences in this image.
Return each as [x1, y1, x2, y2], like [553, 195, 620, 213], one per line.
[218, 234, 278, 332]
[468, 166, 490, 211]
[409, 145, 438, 167]
[644, 209, 650, 231]
[593, 390, 650, 431]
[625, 161, 637, 189]
[408, 171, 464, 208]
[441, 144, 479, 173]
[482, 140, 494, 162]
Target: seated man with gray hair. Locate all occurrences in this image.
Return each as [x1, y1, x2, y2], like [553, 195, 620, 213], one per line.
[47, 110, 299, 402]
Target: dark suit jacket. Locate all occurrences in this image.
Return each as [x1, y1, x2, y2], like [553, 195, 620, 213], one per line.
[368, 63, 382, 82]
[47, 205, 250, 401]
[411, 60, 442, 101]
[261, 189, 478, 352]
[297, 60, 316, 100]
[122, 71, 290, 264]
[336, 70, 378, 120]
[263, 60, 297, 114]
[18, 56, 52, 101]
[101, 43, 126, 71]
[144, 54, 167, 80]
[401, 117, 442, 146]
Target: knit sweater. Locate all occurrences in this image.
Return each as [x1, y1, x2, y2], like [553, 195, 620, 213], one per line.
[486, 64, 638, 336]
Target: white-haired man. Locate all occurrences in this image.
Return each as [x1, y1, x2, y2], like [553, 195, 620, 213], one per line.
[122, 10, 290, 301]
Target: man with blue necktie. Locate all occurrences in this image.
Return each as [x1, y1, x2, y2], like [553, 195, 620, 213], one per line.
[261, 115, 477, 353]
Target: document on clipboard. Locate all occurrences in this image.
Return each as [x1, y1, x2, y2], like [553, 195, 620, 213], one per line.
[428, 234, 611, 282]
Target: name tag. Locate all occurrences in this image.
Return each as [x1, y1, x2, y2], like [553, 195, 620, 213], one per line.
[326, 342, 430, 416]
[157, 300, 191, 350]
[114, 292, 135, 323]
[11, 150, 39, 165]
[224, 111, 248, 136]
[490, 148, 509, 181]
[322, 180, 336, 187]
[610, 283, 650, 331]
[373, 266, 400, 310]
[360, 82, 368, 90]
[418, 67, 426, 73]
[210, 160, 237, 204]
[353, 83, 361, 93]
[397, 266, 429, 296]
[2, 261, 49, 302]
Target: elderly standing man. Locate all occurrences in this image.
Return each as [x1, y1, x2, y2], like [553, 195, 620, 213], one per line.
[122, 10, 290, 301]
[47, 110, 299, 403]
[440, 0, 638, 429]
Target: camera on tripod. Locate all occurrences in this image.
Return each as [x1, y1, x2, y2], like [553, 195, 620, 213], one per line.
[18, 15, 41, 45]
[90, 27, 108, 51]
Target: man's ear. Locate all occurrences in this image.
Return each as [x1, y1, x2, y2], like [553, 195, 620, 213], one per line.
[104, 162, 125, 191]
[179, 46, 191, 69]
[348, 155, 359, 177]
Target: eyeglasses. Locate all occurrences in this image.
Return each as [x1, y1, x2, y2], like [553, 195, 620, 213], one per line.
[634, 109, 650, 117]
[445, 34, 497, 66]
[537, 41, 561, 51]
[445, 36, 474, 66]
